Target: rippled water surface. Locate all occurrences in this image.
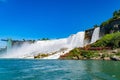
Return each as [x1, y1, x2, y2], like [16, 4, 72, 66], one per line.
[0, 59, 120, 80]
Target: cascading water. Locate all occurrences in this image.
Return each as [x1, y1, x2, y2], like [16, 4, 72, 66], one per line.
[67, 32, 85, 48]
[0, 31, 85, 59]
[0, 39, 68, 58]
[44, 32, 85, 59]
[91, 27, 100, 43]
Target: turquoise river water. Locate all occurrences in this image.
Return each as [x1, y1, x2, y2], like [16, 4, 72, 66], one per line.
[0, 59, 120, 80]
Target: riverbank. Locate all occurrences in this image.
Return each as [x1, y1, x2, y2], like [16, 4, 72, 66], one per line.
[59, 48, 120, 61]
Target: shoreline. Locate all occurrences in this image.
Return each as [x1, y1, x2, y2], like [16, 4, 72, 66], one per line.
[59, 48, 120, 61]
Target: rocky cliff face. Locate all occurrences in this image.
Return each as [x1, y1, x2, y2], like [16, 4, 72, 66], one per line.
[84, 28, 94, 45]
[100, 18, 120, 37]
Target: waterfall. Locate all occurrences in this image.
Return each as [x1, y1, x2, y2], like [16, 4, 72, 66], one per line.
[0, 39, 68, 58]
[43, 32, 85, 59]
[0, 31, 85, 59]
[91, 27, 100, 43]
[67, 32, 85, 48]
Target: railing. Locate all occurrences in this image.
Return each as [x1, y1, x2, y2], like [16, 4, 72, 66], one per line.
[87, 47, 112, 50]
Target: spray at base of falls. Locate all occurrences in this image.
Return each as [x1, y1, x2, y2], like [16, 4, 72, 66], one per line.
[0, 32, 85, 59]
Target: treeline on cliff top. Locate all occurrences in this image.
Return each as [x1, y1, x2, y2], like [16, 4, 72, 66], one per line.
[100, 9, 120, 27]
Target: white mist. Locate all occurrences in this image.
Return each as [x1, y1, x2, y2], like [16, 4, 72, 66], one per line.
[0, 32, 85, 59]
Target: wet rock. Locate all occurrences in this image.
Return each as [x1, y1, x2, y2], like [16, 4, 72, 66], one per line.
[112, 50, 118, 53]
[72, 57, 78, 60]
[111, 56, 120, 61]
[103, 57, 110, 60]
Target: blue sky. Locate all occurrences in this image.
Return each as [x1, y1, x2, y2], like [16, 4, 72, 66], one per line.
[0, 0, 120, 46]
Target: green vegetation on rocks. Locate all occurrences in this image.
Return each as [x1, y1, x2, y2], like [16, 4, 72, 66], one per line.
[91, 32, 120, 48]
[59, 48, 120, 61]
[59, 48, 100, 60]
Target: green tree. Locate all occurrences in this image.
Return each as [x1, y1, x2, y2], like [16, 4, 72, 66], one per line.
[113, 11, 118, 17]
